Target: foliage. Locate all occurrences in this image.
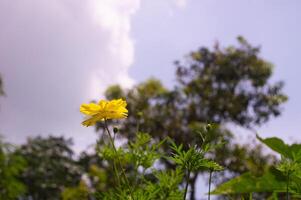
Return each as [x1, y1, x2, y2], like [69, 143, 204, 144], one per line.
[90, 122, 224, 200]
[0, 73, 4, 96]
[0, 139, 27, 200]
[101, 37, 286, 199]
[0, 76, 26, 199]
[0, 37, 289, 199]
[176, 36, 287, 127]
[212, 168, 286, 195]
[17, 136, 82, 200]
[96, 131, 181, 199]
[61, 181, 90, 200]
[169, 125, 224, 173]
[213, 135, 301, 199]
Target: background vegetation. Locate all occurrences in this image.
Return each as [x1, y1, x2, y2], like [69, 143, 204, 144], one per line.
[0, 37, 291, 199]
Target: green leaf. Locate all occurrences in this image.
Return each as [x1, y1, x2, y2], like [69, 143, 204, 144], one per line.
[200, 159, 223, 171]
[212, 168, 286, 195]
[257, 135, 301, 162]
[290, 144, 301, 162]
[256, 135, 291, 158]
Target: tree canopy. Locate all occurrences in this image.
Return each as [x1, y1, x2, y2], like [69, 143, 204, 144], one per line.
[0, 139, 26, 200]
[176, 36, 287, 127]
[17, 136, 82, 200]
[101, 37, 287, 199]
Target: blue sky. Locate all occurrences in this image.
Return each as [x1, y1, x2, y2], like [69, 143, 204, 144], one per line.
[130, 0, 301, 143]
[0, 0, 300, 159]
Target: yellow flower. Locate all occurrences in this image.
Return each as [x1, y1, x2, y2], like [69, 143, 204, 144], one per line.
[80, 99, 128, 126]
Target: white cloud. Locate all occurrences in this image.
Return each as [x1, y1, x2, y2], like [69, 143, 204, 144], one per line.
[0, 0, 140, 150]
[88, 0, 140, 97]
[174, 0, 188, 8]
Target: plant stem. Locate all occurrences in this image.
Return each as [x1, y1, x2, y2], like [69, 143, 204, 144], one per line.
[286, 171, 290, 200]
[183, 170, 191, 200]
[208, 169, 213, 200]
[112, 158, 120, 186]
[104, 120, 133, 197]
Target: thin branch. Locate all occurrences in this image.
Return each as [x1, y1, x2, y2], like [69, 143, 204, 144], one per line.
[183, 170, 191, 200]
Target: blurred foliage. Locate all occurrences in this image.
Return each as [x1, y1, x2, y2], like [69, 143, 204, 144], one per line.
[16, 136, 82, 200]
[0, 74, 4, 96]
[0, 37, 289, 199]
[77, 128, 224, 200]
[0, 138, 27, 200]
[176, 36, 287, 127]
[61, 180, 90, 200]
[101, 37, 286, 199]
[213, 135, 301, 199]
[95, 131, 185, 200]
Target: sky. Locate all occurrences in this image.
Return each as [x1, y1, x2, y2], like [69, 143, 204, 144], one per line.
[0, 0, 140, 150]
[0, 0, 300, 149]
[130, 0, 301, 143]
[0, 0, 301, 198]
[0, 0, 300, 151]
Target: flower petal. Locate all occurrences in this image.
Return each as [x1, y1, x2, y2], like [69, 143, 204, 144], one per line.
[82, 116, 104, 127]
[80, 103, 100, 116]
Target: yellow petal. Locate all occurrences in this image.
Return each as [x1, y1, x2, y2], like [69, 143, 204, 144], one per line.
[82, 116, 104, 127]
[98, 100, 107, 109]
[80, 103, 100, 116]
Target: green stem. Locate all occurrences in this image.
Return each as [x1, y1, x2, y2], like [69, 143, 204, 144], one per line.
[183, 170, 191, 200]
[104, 120, 133, 197]
[208, 169, 213, 200]
[112, 159, 120, 186]
[104, 121, 121, 184]
[286, 171, 290, 200]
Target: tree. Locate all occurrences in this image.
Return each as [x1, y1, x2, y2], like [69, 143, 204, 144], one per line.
[175, 36, 287, 127]
[99, 37, 287, 199]
[0, 138, 27, 200]
[17, 136, 82, 200]
[0, 73, 4, 96]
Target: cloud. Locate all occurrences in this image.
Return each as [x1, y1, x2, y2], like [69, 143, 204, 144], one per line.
[174, 0, 188, 8]
[0, 0, 140, 150]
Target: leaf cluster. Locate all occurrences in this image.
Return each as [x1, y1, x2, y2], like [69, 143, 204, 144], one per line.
[213, 135, 301, 199]
[169, 141, 223, 173]
[0, 139, 27, 200]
